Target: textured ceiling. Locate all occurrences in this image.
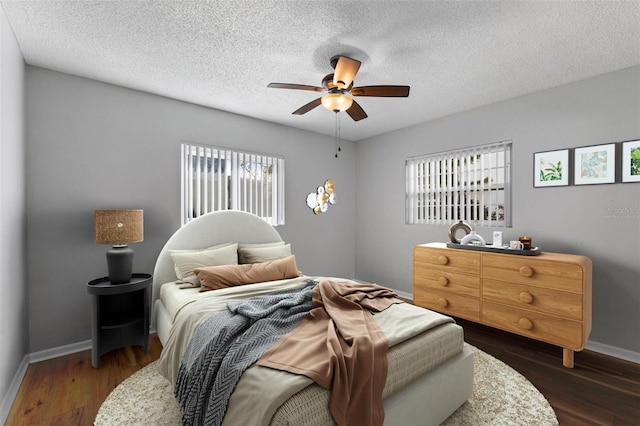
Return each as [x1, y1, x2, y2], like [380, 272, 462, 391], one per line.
[1, 1, 639, 141]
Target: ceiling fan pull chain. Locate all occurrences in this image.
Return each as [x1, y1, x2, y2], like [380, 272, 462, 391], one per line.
[335, 111, 339, 158]
[338, 112, 342, 154]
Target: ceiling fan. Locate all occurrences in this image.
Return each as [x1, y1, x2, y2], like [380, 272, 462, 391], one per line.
[267, 55, 410, 121]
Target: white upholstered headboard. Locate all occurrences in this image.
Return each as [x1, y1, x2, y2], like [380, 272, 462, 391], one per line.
[152, 210, 283, 308]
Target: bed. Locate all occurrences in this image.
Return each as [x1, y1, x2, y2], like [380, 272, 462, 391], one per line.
[151, 210, 473, 425]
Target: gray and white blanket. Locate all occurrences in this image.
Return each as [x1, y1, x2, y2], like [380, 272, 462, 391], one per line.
[175, 279, 318, 426]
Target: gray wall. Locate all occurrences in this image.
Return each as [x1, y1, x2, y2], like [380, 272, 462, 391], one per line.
[0, 7, 27, 416]
[25, 66, 356, 352]
[18, 62, 640, 358]
[355, 66, 640, 354]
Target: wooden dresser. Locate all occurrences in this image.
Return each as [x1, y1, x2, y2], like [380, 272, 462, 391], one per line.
[413, 242, 592, 368]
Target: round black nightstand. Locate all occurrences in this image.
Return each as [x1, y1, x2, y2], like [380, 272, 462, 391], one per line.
[87, 273, 152, 368]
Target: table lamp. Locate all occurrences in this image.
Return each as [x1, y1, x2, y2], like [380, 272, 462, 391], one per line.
[94, 209, 143, 284]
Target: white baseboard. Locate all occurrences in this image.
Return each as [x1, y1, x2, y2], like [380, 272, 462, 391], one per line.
[0, 355, 29, 426]
[28, 339, 92, 364]
[0, 339, 92, 424]
[586, 340, 640, 364]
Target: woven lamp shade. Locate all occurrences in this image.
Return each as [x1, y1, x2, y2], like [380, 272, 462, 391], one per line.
[95, 210, 144, 245]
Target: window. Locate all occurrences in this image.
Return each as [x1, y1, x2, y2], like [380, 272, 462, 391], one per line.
[181, 142, 285, 226]
[406, 141, 512, 227]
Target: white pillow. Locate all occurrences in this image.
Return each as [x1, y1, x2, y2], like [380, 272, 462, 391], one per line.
[238, 243, 291, 264]
[170, 243, 238, 287]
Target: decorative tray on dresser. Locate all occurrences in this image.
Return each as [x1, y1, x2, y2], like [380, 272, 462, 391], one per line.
[445, 241, 542, 256]
[413, 242, 592, 368]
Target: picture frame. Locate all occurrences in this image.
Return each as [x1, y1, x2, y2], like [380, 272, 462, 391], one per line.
[534, 149, 570, 187]
[621, 139, 640, 183]
[574, 143, 616, 185]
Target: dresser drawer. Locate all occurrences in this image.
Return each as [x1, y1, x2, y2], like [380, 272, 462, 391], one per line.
[483, 279, 583, 320]
[414, 267, 480, 298]
[483, 255, 584, 292]
[483, 301, 584, 349]
[414, 287, 480, 322]
[414, 246, 480, 275]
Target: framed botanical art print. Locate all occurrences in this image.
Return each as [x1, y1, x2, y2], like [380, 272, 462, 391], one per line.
[621, 139, 640, 183]
[574, 143, 616, 185]
[534, 149, 570, 187]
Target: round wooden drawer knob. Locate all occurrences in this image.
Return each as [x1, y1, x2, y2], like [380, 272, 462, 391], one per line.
[438, 255, 449, 265]
[518, 318, 533, 330]
[519, 265, 534, 277]
[439, 276, 450, 286]
[438, 297, 449, 307]
[519, 291, 534, 304]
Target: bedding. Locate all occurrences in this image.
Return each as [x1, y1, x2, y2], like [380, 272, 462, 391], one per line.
[157, 276, 313, 383]
[156, 276, 458, 426]
[225, 311, 463, 426]
[151, 210, 473, 426]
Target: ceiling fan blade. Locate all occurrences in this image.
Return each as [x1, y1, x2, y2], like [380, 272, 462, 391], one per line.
[292, 98, 322, 115]
[268, 83, 324, 92]
[346, 100, 368, 121]
[351, 85, 410, 97]
[333, 56, 361, 90]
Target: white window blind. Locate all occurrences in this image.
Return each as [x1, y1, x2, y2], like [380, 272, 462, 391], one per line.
[406, 141, 512, 227]
[181, 142, 285, 226]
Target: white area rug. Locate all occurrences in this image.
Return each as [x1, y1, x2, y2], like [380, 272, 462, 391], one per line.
[95, 345, 558, 425]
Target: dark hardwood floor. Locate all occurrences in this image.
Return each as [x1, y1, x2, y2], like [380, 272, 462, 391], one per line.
[5, 325, 639, 425]
[457, 318, 640, 426]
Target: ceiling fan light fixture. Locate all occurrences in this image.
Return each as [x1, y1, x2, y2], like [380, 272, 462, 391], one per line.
[268, 54, 409, 121]
[321, 93, 353, 112]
